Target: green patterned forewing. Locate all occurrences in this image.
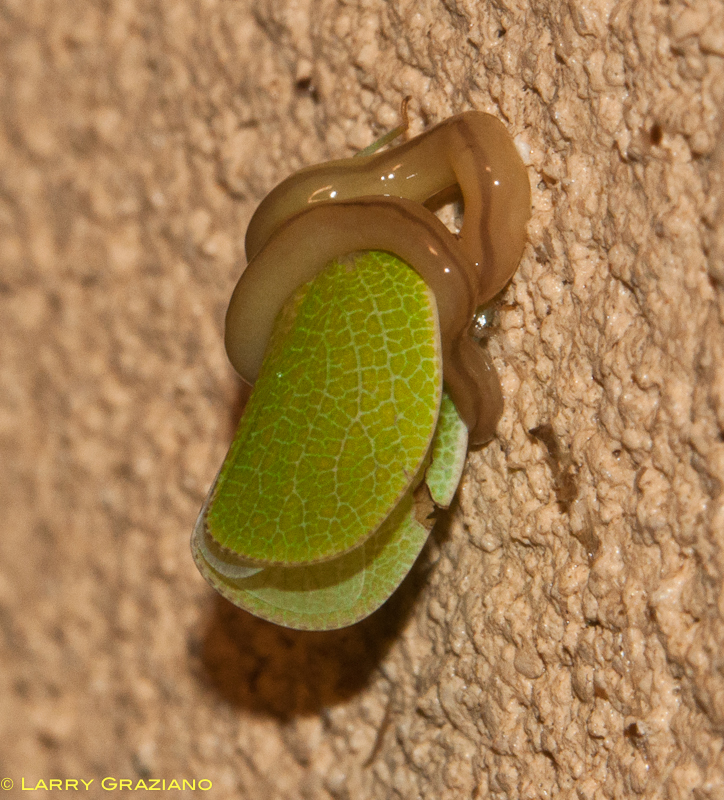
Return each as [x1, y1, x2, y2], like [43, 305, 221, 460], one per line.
[204, 251, 443, 565]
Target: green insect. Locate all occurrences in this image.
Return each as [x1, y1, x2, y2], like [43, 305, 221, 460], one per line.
[192, 111, 530, 630]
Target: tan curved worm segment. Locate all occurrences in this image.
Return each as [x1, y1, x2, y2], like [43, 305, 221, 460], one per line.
[225, 111, 530, 445]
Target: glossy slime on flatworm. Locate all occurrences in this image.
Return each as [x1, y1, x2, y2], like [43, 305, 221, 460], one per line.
[225, 111, 530, 444]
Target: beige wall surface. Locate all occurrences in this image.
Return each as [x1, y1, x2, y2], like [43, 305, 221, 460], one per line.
[2, 0, 724, 797]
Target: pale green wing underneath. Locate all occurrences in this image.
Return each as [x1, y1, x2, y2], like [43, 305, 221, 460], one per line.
[192, 392, 467, 630]
[425, 393, 469, 508]
[193, 488, 427, 630]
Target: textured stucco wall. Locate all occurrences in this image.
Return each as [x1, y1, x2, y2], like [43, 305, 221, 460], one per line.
[2, 0, 724, 798]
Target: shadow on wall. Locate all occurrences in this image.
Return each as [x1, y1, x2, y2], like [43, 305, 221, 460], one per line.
[189, 508, 456, 719]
